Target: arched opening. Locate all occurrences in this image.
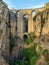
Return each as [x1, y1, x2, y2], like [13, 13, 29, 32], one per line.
[32, 11, 36, 15]
[32, 11, 36, 21]
[16, 11, 20, 32]
[17, 11, 20, 18]
[23, 35, 27, 42]
[23, 15, 28, 33]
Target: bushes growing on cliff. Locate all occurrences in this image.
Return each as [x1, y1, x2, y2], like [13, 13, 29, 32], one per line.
[22, 46, 37, 59]
[26, 32, 36, 44]
[9, 35, 15, 52]
[42, 49, 49, 62]
[26, 37, 32, 44]
[36, 45, 43, 56]
[22, 45, 38, 65]
[30, 56, 37, 65]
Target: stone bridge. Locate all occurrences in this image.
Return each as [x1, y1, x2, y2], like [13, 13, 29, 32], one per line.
[0, 0, 49, 65]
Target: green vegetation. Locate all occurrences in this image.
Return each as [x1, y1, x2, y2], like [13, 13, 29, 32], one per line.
[19, 60, 25, 65]
[22, 46, 37, 59]
[26, 32, 36, 44]
[9, 34, 21, 65]
[9, 33, 49, 65]
[9, 58, 16, 65]
[22, 45, 38, 65]
[37, 46, 43, 56]
[9, 35, 20, 52]
[9, 35, 15, 52]
[42, 49, 49, 61]
[47, 62, 49, 65]
[15, 35, 20, 39]
[9, 44, 38, 65]
[26, 37, 32, 44]
[30, 56, 37, 65]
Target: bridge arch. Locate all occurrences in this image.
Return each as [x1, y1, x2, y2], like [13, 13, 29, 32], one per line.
[23, 14, 28, 33]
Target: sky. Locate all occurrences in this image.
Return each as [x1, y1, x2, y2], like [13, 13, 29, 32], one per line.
[3, 0, 49, 9]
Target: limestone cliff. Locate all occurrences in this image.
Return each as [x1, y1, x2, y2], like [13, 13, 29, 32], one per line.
[0, 0, 9, 65]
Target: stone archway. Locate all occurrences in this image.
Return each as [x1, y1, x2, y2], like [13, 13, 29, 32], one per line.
[23, 34, 27, 42]
[23, 14, 28, 33]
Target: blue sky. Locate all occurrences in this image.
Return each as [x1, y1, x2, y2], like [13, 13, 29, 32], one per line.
[3, 0, 49, 9]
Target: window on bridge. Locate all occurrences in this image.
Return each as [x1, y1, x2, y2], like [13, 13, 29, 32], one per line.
[32, 11, 36, 16]
[23, 15, 28, 33]
[16, 11, 20, 32]
[17, 12, 20, 18]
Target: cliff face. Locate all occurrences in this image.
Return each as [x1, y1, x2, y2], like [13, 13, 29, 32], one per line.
[10, 10, 16, 37]
[0, 1, 9, 65]
[33, 9, 49, 36]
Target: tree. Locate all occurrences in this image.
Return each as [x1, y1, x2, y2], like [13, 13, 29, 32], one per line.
[26, 32, 36, 44]
[9, 35, 15, 52]
[22, 46, 37, 60]
[30, 56, 37, 65]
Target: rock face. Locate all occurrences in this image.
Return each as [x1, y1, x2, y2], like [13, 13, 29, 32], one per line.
[10, 10, 16, 37]
[0, 0, 9, 65]
[34, 34, 49, 50]
[11, 38, 23, 59]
